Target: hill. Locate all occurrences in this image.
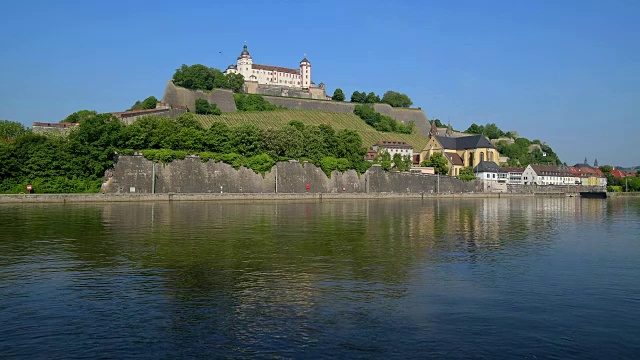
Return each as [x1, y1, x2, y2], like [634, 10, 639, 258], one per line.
[193, 110, 430, 151]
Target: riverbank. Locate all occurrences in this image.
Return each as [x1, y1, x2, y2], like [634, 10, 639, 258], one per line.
[0, 192, 583, 203]
[607, 192, 640, 197]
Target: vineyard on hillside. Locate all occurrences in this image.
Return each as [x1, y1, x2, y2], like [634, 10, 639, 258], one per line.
[193, 110, 429, 151]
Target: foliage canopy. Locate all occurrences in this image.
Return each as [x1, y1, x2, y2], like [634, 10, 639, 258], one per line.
[172, 64, 244, 93]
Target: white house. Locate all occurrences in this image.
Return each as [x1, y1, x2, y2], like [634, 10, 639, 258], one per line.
[473, 160, 501, 182]
[522, 164, 575, 185]
[499, 167, 524, 185]
[224, 45, 312, 89]
[372, 141, 414, 160]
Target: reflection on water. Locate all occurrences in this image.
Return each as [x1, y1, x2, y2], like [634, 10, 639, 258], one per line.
[0, 198, 639, 358]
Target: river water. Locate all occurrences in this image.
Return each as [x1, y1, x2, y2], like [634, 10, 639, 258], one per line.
[0, 197, 639, 359]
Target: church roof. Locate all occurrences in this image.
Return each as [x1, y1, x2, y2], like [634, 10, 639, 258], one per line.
[474, 160, 501, 173]
[300, 57, 310, 64]
[253, 64, 300, 75]
[435, 135, 495, 150]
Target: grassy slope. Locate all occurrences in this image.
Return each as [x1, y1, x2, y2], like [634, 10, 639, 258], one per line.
[193, 110, 429, 151]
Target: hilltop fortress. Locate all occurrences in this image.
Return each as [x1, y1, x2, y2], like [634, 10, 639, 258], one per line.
[223, 45, 329, 100]
[158, 44, 431, 135]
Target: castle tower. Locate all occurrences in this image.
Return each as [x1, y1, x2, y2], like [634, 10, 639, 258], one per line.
[300, 55, 311, 89]
[237, 45, 253, 78]
[594, 158, 599, 167]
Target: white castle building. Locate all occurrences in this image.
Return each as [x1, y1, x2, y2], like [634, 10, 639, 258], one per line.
[224, 45, 314, 89]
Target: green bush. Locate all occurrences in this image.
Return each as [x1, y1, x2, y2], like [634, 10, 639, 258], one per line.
[141, 149, 187, 164]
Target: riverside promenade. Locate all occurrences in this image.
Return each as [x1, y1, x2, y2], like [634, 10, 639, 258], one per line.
[0, 192, 583, 203]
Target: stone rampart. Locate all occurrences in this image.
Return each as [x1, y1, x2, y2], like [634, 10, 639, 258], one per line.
[101, 155, 483, 194]
[161, 81, 237, 112]
[245, 84, 328, 100]
[113, 108, 187, 125]
[160, 82, 431, 136]
[372, 104, 430, 136]
[262, 96, 356, 113]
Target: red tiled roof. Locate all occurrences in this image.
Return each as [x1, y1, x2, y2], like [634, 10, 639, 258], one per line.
[374, 140, 412, 149]
[444, 152, 464, 166]
[530, 164, 572, 176]
[612, 169, 624, 178]
[502, 167, 524, 173]
[253, 64, 300, 75]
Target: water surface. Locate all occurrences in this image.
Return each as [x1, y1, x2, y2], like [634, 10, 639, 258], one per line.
[1, 198, 639, 358]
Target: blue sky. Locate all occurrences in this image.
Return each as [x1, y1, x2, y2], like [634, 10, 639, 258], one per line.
[1, 0, 638, 166]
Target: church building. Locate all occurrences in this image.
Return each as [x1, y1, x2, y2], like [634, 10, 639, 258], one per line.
[420, 121, 500, 176]
[224, 45, 313, 89]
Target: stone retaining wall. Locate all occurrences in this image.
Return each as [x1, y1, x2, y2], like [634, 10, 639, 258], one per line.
[101, 155, 483, 194]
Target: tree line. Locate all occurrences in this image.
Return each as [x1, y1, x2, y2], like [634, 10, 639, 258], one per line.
[0, 114, 372, 193]
[331, 89, 414, 108]
[353, 104, 415, 134]
[599, 165, 640, 192]
[464, 122, 561, 166]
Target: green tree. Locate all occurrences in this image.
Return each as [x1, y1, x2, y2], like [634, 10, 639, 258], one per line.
[320, 156, 338, 176]
[365, 92, 380, 104]
[141, 96, 158, 109]
[332, 88, 345, 101]
[319, 124, 339, 158]
[465, 123, 484, 135]
[457, 167, 476, 181]
[393, 153, 412, 171]
[301, 125, 325, 164]
[483, 123, 504, 139]
[195, 98, 222, 115]
[230, 125, 262, 156]
[0, 120, 28, 140]
[62, 110, 98, 123]
[432, 119, 444, 127]
[287, 120, 305, 131]
[204, 122, 231, 153]
[350, 91, 366, 103]
[381, 90, 413, 108]
[225, 73, 245, 93]
[421, 153, 449, 175]
[172, 64, 243, 92]
[336, 129, 365, 168]
[234, 93, 279, 112]
[378, 152, 392, 171]
[128, 101, 143, 111]
[173, 64, 214, 90]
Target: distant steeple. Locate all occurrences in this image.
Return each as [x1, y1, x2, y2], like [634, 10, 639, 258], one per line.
[584, 157, 588, 165]
[446, 121, 453, 137]
[594, 158, 599, 167]
[429, 120, 438, 137]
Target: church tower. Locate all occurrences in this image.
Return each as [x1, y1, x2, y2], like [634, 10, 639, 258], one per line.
[300, 56, 311, 89]
[237, 45, 253, 78]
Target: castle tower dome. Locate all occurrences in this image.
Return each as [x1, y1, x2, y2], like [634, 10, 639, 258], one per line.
[238, 44, 252, 59]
